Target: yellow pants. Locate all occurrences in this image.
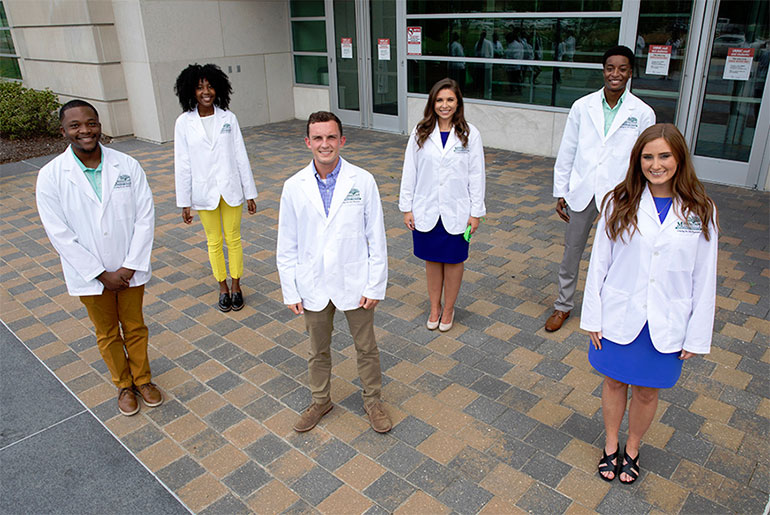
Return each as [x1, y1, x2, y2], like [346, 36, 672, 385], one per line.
[198, 197, 243, 282]
[80, 285, 151, 389]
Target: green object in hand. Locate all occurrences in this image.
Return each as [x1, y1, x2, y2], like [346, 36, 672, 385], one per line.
[463, 224, 473, 242]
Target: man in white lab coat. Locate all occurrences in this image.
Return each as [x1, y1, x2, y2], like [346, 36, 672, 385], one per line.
[36, 100, 161, 416]
[546, 46, 655, 332]
[276, 111, 391, 433]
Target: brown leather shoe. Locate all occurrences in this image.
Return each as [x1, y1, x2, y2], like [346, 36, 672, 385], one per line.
[135, 382, 163, 408]
[545, 309, 570, 332]
[364, 401, 392, 433]
[293, 400, 333, 432]
[118, 387, 139, 416]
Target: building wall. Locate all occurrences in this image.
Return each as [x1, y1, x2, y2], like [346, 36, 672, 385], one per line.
[5, 0, 295, 142]
[5, 0, 131, 136]
[112, 0, 295, 142]
[407, 97, 567, 158]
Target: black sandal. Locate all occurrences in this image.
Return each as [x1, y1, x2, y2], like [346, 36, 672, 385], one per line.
[619, 446, 640, 484]
[598, 445, 620, 482]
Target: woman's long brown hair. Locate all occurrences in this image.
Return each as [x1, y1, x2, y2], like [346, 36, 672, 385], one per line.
[602, 123, 718, 242]
[415, 78, 469, 149]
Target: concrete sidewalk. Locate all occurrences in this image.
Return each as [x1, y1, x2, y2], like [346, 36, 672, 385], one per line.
[1, 120, 768, 514]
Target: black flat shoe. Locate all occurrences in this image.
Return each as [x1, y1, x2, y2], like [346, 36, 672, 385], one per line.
[231, 291, 244, 311]
[598, 445, 620, 482]
[619, 446, 640, 484]
[218, 292, 232, 312]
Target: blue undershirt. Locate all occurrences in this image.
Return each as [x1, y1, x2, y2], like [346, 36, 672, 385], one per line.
[653, 196, 673, 223]
[440, 131, 450, 148]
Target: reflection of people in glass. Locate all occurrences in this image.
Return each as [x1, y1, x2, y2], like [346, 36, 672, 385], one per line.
[547, 46, 656, 334]
[583, 124, 718, 485]
[492, 32, 504, 57]
[505, 31, 523, 93]
[400, 78, 486, 334]
[474, 30, 494, 99]
[448, 32, 466, 90]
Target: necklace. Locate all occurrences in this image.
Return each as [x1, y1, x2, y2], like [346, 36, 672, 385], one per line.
[655, 198, 673, 216]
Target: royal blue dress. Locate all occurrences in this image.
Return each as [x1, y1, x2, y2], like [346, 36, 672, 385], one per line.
[588, 197, 684, 388]
[412, 131, 470, 264]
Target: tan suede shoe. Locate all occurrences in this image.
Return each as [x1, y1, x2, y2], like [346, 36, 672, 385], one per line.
[365, 401, 392, 433]
[293, 400, 333, 432]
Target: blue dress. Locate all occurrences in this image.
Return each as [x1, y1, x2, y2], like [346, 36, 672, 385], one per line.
[588, 197, 683, 388]
[412, 131, 470, 264]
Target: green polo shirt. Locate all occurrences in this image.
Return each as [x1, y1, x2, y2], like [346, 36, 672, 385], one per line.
[601, 88, 628, 136]
[71, 147, 103, 201]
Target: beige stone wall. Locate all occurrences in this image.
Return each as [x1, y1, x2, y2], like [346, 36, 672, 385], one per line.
[112, 0, 294, 142]
[5, 0, 131, 136]
[5, 0, 295, 141]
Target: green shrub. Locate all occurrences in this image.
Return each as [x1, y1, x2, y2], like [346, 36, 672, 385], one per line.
[0, 81, 61, 139]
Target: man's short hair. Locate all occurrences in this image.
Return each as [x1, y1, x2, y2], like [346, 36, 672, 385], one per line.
[602, 45, 634, 68]
[307, 111, 343, 137]
[59, 99, 99, 121]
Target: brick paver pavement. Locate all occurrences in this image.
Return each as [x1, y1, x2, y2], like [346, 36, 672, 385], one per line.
[1, 120, 768, 514]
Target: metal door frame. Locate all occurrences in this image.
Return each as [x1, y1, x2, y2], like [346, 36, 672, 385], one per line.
[326, 0, 404, 132]
[679, 0, 770, 188]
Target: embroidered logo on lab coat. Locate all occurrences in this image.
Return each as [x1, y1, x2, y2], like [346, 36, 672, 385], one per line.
[675, 215, 702, 233]
[114, 174, 132, 189]
[343, 188, 362, 204]
[221, 123, 232, 134]
[453, 145, 470, 153]
[619, 117, 638, 130]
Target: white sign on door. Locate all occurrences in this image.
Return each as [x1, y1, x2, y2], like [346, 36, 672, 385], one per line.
[378, 38, 391, 61]
[723, 48, 754, 81]
[407, 26, 422, 56]
[341, 37, 353, 59]
[645, 45, 672, 76]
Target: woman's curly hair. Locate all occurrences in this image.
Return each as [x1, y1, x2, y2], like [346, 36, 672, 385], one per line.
[174, 63, 233, 112]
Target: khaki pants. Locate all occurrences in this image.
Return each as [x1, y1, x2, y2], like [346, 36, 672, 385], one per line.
[80, 285, 151, 389]
[304, 301, 382, 404]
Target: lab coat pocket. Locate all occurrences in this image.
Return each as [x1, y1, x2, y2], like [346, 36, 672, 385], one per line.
[110, 188, 134, 220]
[667, 298, 691, 344]
[295, 262, 315, 300]
[344, 259, 367, 297]
[600, 284, 628, 328]
[191, 179, 210, 206]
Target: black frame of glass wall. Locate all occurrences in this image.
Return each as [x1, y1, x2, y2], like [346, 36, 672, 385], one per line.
[0, 1, 22, 80]
[290, 0, 329, 86]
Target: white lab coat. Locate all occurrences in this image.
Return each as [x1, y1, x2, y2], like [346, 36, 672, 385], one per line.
[36, 145, 155, 296]
[580, 187, 718, 354]
[276, 157, 388, 312]
[553, 89, 655, 212]
[399, 123, 486, 234]
[174, 106, 258, 210]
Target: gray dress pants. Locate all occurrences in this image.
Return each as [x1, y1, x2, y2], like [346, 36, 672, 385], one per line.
[554, 198, 598, 312]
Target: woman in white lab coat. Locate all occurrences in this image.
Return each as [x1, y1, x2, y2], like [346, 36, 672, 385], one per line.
[174, 64, 258, 312]
[581, 123, 718, 484]
[400, 78, 486, 332]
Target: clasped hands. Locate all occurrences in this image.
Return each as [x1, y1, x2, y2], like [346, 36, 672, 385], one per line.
[97, 267, 135, 291]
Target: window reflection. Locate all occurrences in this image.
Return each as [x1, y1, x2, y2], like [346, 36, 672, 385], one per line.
[410, 18, 619, 64]
[407, 0, 620, 14]
[630, 1, 693, 123]
[408, 60, 603, 108]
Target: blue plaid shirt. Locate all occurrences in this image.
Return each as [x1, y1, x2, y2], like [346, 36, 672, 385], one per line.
[313, 158, 342, 216]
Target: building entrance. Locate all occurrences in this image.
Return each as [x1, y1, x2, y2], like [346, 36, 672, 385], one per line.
[327, 0, 405, 132]
[683, 0, 769, 188]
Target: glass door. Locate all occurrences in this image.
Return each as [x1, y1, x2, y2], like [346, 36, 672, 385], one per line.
[684, 0, 769, 187]
[327, 0, 404, 132]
